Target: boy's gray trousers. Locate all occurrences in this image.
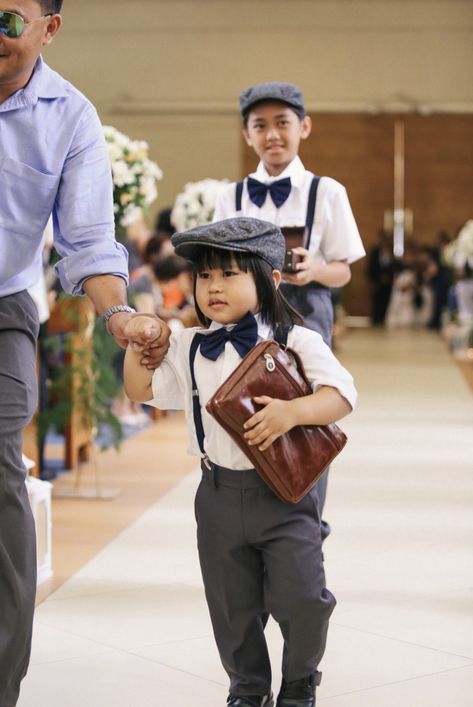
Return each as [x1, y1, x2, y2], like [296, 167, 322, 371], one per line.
[195, 461, 335, 698]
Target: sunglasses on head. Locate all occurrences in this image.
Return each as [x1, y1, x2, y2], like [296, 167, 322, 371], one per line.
[0, 11, 53, 39]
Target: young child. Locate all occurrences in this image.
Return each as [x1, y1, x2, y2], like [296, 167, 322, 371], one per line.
[124, 217, 357, 707]
[213, 82, 365, 535]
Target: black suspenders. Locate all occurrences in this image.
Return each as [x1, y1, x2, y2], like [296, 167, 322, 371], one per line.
[235, 175, 321, 249]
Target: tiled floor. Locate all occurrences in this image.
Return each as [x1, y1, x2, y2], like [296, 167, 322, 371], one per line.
[18, 328, 473, 706]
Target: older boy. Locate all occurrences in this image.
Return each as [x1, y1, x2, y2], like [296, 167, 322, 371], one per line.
[214, 82, 365, 540]
[214, 81, 365, 347]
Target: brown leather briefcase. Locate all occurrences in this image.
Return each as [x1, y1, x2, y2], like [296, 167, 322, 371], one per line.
[206, 339, 347, 504]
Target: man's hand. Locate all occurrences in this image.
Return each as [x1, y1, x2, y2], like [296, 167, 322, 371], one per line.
[108, 312, 171, 369]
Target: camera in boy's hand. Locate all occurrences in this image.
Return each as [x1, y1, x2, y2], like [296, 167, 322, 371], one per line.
[280, 225, 307, 273]
[283, 249, 304, 273]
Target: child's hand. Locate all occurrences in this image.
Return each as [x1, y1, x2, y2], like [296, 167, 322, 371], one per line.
[123, 314, 171, 368]
[243, 396, 295, 451]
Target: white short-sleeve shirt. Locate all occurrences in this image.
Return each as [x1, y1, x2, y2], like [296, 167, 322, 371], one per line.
[213, 156, 365, 265]
[148, 315, 357, 470]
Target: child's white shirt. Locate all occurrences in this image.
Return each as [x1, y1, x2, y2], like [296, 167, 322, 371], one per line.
[213, 156, 365, 265]
[147, 315, 357, 470]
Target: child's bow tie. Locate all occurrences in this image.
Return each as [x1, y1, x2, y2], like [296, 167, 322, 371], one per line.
[247, 176, 292, 208]
[199, 312, 258, 361]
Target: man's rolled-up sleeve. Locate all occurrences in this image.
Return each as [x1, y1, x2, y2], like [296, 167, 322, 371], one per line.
[53, 104, 129, 294]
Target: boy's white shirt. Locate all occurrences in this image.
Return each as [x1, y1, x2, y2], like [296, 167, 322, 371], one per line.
[148, 314, 357, 470]
[213, 156, 365, 265]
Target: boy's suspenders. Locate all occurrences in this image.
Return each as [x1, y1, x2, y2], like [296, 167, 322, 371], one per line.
[189, 333, 207, 455]
[189, 326, 290, 459]
[235, 175, 321, 249]
[235, 180, 244, 212]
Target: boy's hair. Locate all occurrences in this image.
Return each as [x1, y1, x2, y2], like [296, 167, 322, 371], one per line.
[192, 246, 303, 330]
[38, 0, 63, 13]
[153, 255, 191, 283]
[242, 101, 304, 128]
[143, 232, 171, 265]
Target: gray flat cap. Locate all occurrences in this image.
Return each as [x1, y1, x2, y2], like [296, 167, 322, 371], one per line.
[172, 217, 285, 271]
[239, 82, 305, 118]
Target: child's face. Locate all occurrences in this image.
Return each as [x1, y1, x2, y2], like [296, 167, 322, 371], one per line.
[243, 101, 311, 176]
[195, 258, 260, 325]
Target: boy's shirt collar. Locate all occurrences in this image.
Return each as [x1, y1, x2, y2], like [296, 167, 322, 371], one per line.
[252, 156, 306, 189]
[207, 312, 271, 340]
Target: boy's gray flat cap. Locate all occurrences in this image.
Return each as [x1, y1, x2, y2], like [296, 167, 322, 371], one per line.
[172, 217, 285, 271]
[239, 82, 305, 117]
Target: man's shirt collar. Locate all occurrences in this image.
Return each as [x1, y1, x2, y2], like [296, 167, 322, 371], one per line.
[0, 56, 67, 112]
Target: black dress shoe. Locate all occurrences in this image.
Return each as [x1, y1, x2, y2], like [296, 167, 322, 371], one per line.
[276, 674, 317, 706]
[227, 693, 274, 707]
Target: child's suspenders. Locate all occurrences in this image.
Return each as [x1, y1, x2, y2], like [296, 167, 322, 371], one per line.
[189, 326, 290, 458]
[235, 175, 321, 249]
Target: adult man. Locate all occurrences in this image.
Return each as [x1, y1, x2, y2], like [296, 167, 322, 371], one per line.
[0, 3, 166, 705]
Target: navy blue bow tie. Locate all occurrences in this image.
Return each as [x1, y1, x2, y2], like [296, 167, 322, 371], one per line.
[199, 312, 258, 361]
[247, 176, 292, 208]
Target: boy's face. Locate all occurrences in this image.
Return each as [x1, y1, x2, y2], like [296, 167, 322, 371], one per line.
[0, 0, 61, 102]
[243, 101, 312, 176]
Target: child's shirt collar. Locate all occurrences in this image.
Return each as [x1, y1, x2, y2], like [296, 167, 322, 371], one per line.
[252, 156, 306, 189]
[207, 312, 271, 340]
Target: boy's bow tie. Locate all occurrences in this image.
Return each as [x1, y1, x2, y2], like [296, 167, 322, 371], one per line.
[247, 176, 292, 208]
[199, 312, 258, 361]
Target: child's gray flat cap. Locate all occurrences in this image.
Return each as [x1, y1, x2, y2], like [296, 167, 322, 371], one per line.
[172, 217, 285, 271]
[239, 82, 305, 117]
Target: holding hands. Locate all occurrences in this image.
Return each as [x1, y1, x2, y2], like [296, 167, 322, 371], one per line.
[108, 312, 171, 369]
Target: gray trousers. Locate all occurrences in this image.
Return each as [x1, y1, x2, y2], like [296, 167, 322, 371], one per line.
[195, 462, 335, 697]
[0, 291, 39, 707]
[281, 283, 334, 541]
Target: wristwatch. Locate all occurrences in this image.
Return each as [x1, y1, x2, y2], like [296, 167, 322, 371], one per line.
[103, 304, 136, 334]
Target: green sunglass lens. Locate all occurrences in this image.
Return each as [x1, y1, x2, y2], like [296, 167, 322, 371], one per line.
[0, 12, 24, 38]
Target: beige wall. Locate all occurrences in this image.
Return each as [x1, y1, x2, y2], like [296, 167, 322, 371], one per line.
[44, 0, 473, 220]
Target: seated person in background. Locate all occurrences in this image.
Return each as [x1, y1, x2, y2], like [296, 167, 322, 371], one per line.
[153, 255, 198, 329]
[155, 206, 177, 238]
[128, 232, 175, 313]
[386, 242, 420, 328]
[123, 219, 153, 276]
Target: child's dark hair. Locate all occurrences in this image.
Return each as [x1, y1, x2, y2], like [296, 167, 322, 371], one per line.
[192, 246, 303, 330]
[143, 232, 171, 265]
[242, 101, 305, 128]
[153, 255, 191, 283]
[38, 0, 63, 13]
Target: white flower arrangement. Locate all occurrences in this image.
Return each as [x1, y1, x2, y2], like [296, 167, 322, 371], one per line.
[103, 125, 163, 228]
[171, 178, 229, 232]
[444, 219, 473, 272]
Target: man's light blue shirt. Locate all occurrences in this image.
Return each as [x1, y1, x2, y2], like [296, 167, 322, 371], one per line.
[0, 57, 128, 297]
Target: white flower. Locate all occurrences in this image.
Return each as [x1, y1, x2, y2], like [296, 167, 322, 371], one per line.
[171, 178, 229, 232]
[103, 125, 163, 227]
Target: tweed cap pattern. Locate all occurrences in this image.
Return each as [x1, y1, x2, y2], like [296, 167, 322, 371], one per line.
[239, 82, 305, 117]
[172, 217, 286, 271]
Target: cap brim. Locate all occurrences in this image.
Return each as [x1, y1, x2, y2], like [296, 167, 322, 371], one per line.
[173, 238, 282, 271]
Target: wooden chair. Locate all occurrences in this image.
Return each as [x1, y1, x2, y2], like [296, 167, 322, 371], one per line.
[47, 297, 95, 470]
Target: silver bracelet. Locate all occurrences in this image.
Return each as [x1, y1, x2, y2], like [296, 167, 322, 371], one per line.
[103, 304, 136, 334]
